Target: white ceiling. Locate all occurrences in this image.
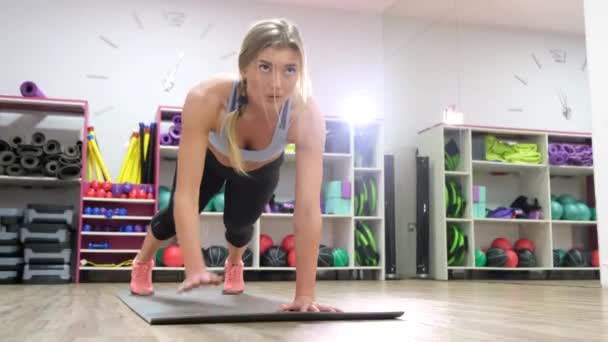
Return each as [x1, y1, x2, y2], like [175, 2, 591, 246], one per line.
[255, 0, 586, 35]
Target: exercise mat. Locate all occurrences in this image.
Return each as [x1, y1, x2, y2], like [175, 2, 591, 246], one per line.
[117, 287, 403, 325]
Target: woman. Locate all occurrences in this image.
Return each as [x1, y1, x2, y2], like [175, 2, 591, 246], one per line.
[129, 18, 340, 313]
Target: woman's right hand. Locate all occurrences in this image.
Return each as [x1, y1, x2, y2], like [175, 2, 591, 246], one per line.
[177, 269, 222, 293]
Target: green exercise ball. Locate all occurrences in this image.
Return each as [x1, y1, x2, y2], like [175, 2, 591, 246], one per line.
[332, 247, 349, 267]
[212, 192, 225, 212]
[575, 202, 592, 221]
[562, 203, 580, 221]
[591, 208, 596, 220]
[558, 194, 577, 206]
[156, 247, 166, 267]
[203, 200, 214, 212]
[551, 200, 564, 220]
[475, 249, 487, 267]
[158, 186, 171, 210]
[551, 194, 557, 201]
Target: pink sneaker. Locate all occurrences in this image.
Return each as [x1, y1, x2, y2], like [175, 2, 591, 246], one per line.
[223, 259, 244, 295]
[130, 258, 155, 296]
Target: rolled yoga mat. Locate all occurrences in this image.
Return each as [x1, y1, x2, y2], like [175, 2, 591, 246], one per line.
[5, 164, 25, 176]
[57, 164, 80, 180]
[20, 81, 46, 97]
[0, 139, 11, 153]
[117, 287, 403, 325]
[43, 139, 62, 157]
[0, 165, 4, 175]
[173, 114, 182, 126]
[160, 133, 173, 145]
[43, 160, 59, 177]
[20, 155, 41, 172]
[17, 145, 43, 158]
[0, 151, 17, 166]
[168, 125, 181, 145]
[31, 132, 46, 146]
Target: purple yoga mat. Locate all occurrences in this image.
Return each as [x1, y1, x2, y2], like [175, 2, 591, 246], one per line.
[20, 81, 45, 97]
[173, 115, 182, 126]
[160, 133, 173, 145]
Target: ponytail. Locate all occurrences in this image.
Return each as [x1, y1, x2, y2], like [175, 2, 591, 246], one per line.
[224, 80, 248, 175]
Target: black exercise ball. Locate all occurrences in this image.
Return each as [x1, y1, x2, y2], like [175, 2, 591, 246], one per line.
[564, 248, 585, 267]
[486, 247, 507, 267]
[242, 247, 253, 267]
[318, 245, 333, 267]
[261, 246, 287, 267]
[204, 245, 228, 267]
[517, 248, 537, 267]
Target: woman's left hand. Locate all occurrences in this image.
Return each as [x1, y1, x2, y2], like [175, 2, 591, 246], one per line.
[278, 296, 342, 313]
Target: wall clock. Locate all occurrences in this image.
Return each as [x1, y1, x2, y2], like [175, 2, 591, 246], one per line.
[512, 49, 587, 120]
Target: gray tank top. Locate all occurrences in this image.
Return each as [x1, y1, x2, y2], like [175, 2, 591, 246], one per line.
[208, 81, 292, 162]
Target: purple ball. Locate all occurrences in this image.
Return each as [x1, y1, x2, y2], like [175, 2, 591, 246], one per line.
[112, 184, 123, 196]
[122, 182, 132, 194]
[105, 209, 113, 218]
[134, 224, 143, 232]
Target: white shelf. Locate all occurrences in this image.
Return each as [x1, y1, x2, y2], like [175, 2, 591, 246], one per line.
[80, 249, 140, 253]
[446, 218, 472, 223]
[83, 197, 155, 204]
[354, 216, 383, 220]
[418, 124, 597, 281]
[549, 165, 594, 176]
[0, 95, 86, 116]
[82, 214, 153, 220]
[472, 160, 546, 173]
[160, 146, 354, 162]
[147, 105, 386, 281]
[81, 232, 147, 237]
[354, 167, 382, 173]
[445, 171, 469, 176]
[0, 175, 81, 187]
[475, 218, 550, 224]
[552, 267, 599, 271]
[551, 220, 597, 226]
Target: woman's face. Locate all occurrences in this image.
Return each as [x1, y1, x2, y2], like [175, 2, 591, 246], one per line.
[242, 46, 301, 115]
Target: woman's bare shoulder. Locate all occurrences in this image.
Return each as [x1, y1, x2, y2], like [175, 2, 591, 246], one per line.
[187, 73, 238, 106]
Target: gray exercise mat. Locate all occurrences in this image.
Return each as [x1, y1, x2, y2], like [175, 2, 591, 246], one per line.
[118, 287, 404, 325]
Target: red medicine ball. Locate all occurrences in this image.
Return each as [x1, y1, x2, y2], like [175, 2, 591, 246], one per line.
[505, 250, 518, 267]
[592, 249, 600, 267]
[162, 245, 184, 267]
[288, 249, 296, 267]
[281, 234, 295, 252]
[260, 234, 273, 256]
[514, 238, 535, 253]
[491, 237, 512, 251]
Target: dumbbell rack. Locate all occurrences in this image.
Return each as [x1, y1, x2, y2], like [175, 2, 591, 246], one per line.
[154, 105, 386, 280]
[0, 95, 88, 283]
[417, 123, 598, 280]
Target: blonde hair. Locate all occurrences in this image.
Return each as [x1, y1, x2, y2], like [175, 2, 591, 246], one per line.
[224, 18, 310, 174]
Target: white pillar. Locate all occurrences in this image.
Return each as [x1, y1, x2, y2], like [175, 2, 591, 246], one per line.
[584, 0, 608, 288]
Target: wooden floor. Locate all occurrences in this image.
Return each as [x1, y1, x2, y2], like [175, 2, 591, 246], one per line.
[2, 279, 607, 341]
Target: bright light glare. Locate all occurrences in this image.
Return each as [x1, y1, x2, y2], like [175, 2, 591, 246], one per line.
[339, 96, 378, 124]
[443, 104, 464, 125]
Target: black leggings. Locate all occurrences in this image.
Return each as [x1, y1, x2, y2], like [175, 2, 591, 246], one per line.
[150, 150, 283, 247]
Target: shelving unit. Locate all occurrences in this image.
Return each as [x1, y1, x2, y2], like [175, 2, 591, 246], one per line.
[0, 95, 89, 283]
[417, 124, 598, 280]
[148, 105, 386, 279]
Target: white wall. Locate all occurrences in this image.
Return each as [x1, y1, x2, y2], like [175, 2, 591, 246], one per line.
[382, 12, 591, 276]
[0, 0, 384, 179]
[584, 0, 608, 288]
